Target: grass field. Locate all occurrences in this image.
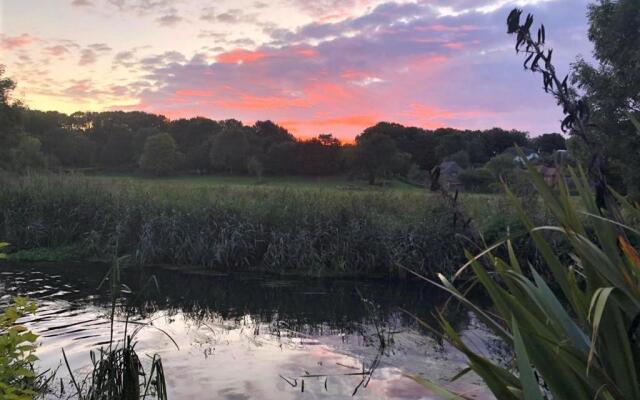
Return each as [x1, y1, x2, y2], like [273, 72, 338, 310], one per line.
[88, 173, 426, 191]
[0, 173, 524, 277]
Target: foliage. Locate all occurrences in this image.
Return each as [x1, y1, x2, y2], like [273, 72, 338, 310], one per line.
[485, 153, 516, 179]
[458, 168, 494, 192]
[406, 7, 640, 398]
[7, 246, 77, 262]
[532, 133, 566, 154]
[410, 163, 640, 400]
[0, 174, 511, 278]
[209, 123, 250, 174]
[572, 0, 640, 198]
[355, 131, 398, 185]
[246, 155, 264, 178]
[444, 150, 471, 169]
[10, 136, 46, 172]
[140, 132, 178, 176]
[1, 67, 571, 182]
[0, 297, 41, 400]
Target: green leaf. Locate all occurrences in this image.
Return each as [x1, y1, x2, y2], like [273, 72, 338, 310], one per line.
[407, 375, 468, 400]
[512, 318, 544, 400]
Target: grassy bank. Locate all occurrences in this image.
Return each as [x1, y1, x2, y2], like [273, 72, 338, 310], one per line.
[0, 173, 517, 277]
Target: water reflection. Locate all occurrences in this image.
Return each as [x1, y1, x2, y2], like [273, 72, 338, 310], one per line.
[0, 265, 498, 399]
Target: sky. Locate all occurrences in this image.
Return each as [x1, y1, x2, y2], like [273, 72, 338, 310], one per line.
[1, 0, 593, 140]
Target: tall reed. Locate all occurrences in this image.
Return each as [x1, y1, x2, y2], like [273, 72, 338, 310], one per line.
[0, 174, 503, 277]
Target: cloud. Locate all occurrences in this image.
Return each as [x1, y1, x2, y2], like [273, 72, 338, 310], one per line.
[125, 0, 591, 138]
[1, 33, 37, 50]
[43, 45, 70, 58]
[78, 43, 111, 65]
[106, 0, 173, 14]
[156, 13, 182, 27]
[71, 0, 93, 7]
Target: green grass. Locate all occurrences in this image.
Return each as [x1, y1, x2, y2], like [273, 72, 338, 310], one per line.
[88, 173, 426, 191]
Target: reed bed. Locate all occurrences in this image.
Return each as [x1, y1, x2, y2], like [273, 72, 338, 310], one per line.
[0, 174, 515, 277]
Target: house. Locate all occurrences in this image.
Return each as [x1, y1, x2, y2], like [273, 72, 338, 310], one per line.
[436, 161, 464, 191]
[503, 147, 540, 164]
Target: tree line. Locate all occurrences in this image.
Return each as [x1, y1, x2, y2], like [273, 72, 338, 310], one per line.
[0, 78, 569, 184]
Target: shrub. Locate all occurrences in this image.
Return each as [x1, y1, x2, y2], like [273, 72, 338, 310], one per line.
[0, 297, 41, 400]
[458, 168, 494, 192]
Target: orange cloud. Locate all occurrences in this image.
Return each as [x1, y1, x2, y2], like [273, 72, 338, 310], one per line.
[216, 49, 268, 64]
[279, 115, 379, 137]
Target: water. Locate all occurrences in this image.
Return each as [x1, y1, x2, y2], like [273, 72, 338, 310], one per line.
[0, 264, 499, 399]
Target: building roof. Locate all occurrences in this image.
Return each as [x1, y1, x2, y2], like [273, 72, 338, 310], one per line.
[439, 161, 464, 175]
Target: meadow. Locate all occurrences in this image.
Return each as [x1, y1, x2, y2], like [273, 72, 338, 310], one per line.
[0, 173, 516, 278]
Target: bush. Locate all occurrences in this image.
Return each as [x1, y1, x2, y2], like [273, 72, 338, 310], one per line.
[458, 168, 494, 192]
[0, 297, 41, 400]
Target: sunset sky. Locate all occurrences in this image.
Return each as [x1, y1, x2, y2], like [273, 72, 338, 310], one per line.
[1, 0, 592, 140]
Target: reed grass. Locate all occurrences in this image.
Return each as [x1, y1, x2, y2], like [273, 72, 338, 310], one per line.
[0, 173, 515, 277]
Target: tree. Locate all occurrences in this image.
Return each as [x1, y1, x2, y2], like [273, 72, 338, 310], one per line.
[139, 132, 177, 176]
[533, 133, 566, 154]
[10, 136, 46, 171]
[99, 124, 135, 168]
[297, 134, 342, 176]
[444, 150, 471, 169]
[265, 141, 298, 175]
[572, 0, 640, 197]
[0, 67, 23, 170]
[485, 153, 516, 179]
[355, 131, 398, 185]
[209, 124, 249, 174]
[247, 156, 264, 178]
[40, 127, 96, 167]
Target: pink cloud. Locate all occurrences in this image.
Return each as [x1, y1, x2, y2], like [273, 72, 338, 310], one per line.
[216, 49, 268, 64]
[175, 89, 214, 97]
[43, 45, 70, 58]
[1, 33, 37, 50]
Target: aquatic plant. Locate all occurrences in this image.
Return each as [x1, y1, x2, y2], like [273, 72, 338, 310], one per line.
[63, 254, 174, 400]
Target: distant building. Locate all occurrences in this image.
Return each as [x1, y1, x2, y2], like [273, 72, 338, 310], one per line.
[436, 161, 464, 191]
[503, 147, 540, 164]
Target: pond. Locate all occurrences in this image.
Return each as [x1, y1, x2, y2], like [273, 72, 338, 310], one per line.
[0, 264, 500, 399]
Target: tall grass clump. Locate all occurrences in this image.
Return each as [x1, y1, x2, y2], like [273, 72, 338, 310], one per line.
[405, 162, 640, 399]
[0, 173, 492, 277]
[63, 255, 172, 400]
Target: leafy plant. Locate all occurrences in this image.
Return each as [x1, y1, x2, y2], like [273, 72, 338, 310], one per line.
[404, 161, 640, 399]
[0, 297, 41, 400]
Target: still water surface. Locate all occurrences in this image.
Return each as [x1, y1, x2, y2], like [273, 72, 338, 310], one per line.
[0, 264, 500, 399]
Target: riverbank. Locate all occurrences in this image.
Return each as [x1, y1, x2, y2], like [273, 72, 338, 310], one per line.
[0, 174, 523, 278]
